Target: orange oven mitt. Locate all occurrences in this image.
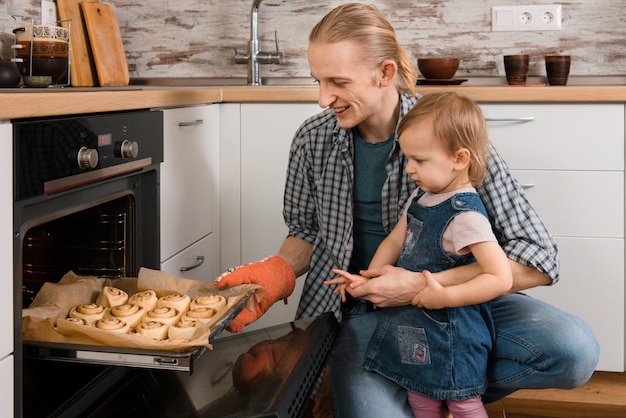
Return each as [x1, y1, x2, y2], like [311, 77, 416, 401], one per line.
[215, 256, 296, 332]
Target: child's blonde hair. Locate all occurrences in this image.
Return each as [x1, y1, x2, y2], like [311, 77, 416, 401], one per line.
[398, 92, 490, 186]
[309, 3, 417, 95]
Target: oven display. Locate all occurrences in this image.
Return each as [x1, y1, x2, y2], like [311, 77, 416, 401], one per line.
[98, 133, 112, 147]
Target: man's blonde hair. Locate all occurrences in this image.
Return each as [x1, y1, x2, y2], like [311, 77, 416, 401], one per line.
[309, 3, 417, 95]
[398, 92, 490, 186]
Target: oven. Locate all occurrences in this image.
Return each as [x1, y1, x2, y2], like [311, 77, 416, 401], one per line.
[13, 110, 163, 417]
[12, 108, 339, 418]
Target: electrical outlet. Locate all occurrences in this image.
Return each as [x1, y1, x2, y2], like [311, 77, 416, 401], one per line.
[492, 5, 562, 31]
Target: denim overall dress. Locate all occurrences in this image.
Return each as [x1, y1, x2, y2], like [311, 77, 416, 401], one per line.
[363, 190, 496, 401]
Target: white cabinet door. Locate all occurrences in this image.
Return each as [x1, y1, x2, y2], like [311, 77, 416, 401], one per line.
[482, 104, 624, 171]
[0, 122, 12, 360]
[236, 103, 321, 332]
[524, 237, 624, 371]
[511, 170, 623, 238]
[240, 103, 321, 262]
[0, 354, 13, 418]
[161, 105, 221, 280]
[0, 122, 12, 417]
[483, 103, 625, 371]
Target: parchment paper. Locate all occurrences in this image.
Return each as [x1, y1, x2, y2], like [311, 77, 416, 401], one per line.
[22, 268, 261, 351]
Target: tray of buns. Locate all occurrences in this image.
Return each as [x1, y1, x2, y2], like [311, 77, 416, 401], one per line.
[22, 268, 260, 372]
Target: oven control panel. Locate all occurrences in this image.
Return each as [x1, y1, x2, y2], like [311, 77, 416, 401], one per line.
[13, 110, 164, 200]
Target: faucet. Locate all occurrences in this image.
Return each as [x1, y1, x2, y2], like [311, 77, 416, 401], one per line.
[235, 0, 283, 86]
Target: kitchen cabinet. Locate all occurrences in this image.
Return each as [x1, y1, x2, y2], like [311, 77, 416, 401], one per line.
[481, 103, 625, 372]
[160, 105, 221, 281]
[0, 121, 13, 418]
[0, 122, 12, 357]
[223, 101, 626, 368]
[220, 103, 321, 332]
[0, 354, 13, 418]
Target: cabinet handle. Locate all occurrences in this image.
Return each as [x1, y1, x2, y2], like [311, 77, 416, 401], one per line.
[521, 184, 535, 189]
[485, 117, 535, 122]
[180, 256, 205, 272]
[178, 119, 204, 127]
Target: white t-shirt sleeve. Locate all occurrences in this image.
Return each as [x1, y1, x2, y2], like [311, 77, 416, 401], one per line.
[442, 211, 497, 255]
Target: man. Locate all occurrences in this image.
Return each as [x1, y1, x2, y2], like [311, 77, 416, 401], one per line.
[216, 4, 599, 417]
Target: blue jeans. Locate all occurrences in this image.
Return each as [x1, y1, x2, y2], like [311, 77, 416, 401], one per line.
[328, 293, 599, 418]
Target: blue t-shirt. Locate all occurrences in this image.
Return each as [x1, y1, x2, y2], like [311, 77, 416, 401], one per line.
[348, 130, 394, 272]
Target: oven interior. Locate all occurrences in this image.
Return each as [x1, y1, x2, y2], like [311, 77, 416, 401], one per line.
[22, 196, 134, 308]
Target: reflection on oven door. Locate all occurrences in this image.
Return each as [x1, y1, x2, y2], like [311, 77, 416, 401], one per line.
[55, 313, 338, 418]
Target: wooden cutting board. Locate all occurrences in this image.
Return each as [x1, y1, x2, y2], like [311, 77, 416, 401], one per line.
[81, 2, 130, 86]
[57, 0, 98, 86]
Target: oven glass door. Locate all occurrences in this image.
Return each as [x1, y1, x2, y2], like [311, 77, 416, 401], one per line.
[15, 168, 159, 418]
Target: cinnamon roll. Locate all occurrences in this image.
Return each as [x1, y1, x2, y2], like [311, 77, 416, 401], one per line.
[96, 286, 129, 308]
[190, 294, 227, 311]
[144, 306, 181, 326]
[106, 303, 145, 328]
[95, 317, 130, 334]
[69, 303, 106, 324]
[183, 307, 217, 323]
[135, 321, 168, 340]
[128, 290, 158, 311]
[168, 319, 198, 340]
[157, 293, 191, 313]
[63, 317, 88, 326]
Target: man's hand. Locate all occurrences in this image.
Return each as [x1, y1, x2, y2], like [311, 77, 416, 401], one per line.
[348, 265, 427, 307]
[215, 256, 295, 332]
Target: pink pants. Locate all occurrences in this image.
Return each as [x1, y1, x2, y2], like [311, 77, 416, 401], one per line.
[407, 391, 488, 418]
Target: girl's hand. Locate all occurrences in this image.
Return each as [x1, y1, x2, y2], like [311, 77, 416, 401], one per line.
[411, 270, 448, 309]
[324, 269, 368, 302]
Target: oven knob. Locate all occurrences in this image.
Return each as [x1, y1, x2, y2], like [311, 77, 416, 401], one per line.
[116, 140, 139, 159]
[77, 146, 99, 169]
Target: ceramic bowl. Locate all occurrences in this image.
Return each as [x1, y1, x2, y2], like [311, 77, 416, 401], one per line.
[417, 58, 460, 80]
[23, 75, 52, 88]
[13, 24, 69, 43]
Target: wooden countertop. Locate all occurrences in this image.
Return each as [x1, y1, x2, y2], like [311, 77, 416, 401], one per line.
[220, 85, 626, 103]
[2, 84, 626, 120]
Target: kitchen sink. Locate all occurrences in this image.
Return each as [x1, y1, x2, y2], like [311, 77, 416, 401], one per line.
[129, 77, 318, 87]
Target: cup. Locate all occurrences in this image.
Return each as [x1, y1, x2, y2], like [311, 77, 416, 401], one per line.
[504, 55, 529, 85]
[545, 55, 571, 86]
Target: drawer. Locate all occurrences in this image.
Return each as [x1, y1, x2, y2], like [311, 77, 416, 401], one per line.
[161, 234, 217, 282]
[482, 104, 624, 171]
[512, 170, 623, 238]
[524, 236, 624, 372]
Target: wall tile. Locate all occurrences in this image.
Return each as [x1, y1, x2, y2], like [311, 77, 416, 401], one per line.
[2, 1, 625, 80]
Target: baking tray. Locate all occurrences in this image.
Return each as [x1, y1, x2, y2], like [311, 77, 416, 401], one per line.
[23, 289, 254, 373]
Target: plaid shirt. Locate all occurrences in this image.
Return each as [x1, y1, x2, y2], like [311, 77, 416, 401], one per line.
[284, 93, 558, 320]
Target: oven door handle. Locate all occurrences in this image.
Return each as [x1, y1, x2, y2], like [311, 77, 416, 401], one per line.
[180, 255, 205, 272]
